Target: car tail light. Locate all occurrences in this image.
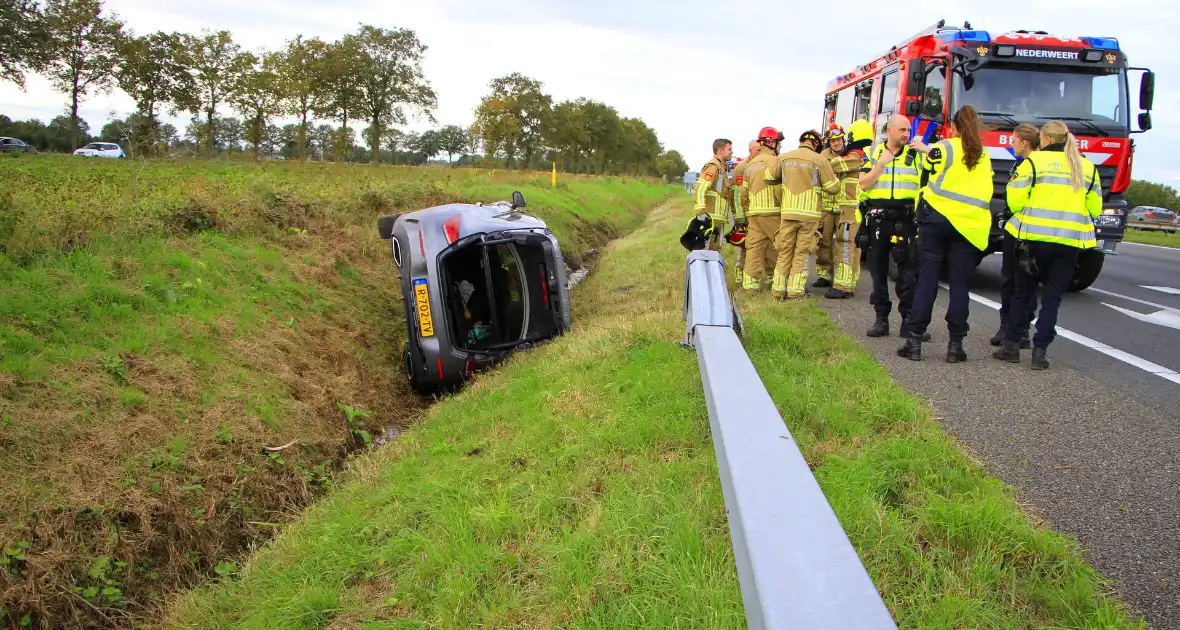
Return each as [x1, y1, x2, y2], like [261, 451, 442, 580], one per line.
[418, 231, 425, 256]
[443, 217, 461, 244]
[436, 356, 444, 380]
[539, 266, 550, 307]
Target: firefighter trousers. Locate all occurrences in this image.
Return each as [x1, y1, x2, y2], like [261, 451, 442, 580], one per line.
[741, 214, 780, 290]
[832, 219, 861, 293]
[772, 218, 820, 298]
[815, 211, 837, 281]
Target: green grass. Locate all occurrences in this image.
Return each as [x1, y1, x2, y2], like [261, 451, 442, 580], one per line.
[1123, 227, 1180, 248]
[167, 200, 1142, 629]
[0, 155, 673, 628]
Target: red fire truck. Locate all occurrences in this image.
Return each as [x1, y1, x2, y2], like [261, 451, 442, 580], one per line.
[823, 20, 1155, 290]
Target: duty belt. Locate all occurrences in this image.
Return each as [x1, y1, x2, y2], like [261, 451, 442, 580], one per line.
[862, 199, 915, 222]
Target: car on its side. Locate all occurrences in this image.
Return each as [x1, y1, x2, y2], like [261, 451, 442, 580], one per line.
[377, 191, 572, 392]
[1127, 206, 1177, 223]
[73, 142, 125, 158]
[0, 137, 37, 153]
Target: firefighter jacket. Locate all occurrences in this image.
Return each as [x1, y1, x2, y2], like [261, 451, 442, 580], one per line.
[731, 158, 750, 221]
[741, 147, 780, 216]
[1004, 143, 1102, 249]
[918, 137, 995, 250]
[764, 144, 839, 221]
[861, 144, 923, 203]
[820, 147, 839, 214]
[693, 157, 731, 225]
[830, 150, 865, 224]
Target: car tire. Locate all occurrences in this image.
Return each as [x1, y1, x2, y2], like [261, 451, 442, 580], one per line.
[1068, 248, 1105, 292]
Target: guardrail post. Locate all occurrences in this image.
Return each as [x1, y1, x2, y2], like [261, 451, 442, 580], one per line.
[683, 250, 897, 630]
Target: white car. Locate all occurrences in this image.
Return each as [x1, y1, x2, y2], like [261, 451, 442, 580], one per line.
[73, 142, 125, 158]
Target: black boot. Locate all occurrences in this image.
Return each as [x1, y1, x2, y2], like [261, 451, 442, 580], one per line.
[899, 319, 931, 342]
[1031, 347, 1050, 370]
[897, 335, 922, 361]
[812, 277, 832, 288]
[992, 340, 1020, 363]
[1018, 335, 1032, 350]
[824, 288, 853, 299]
[989, 323, 1007, 346]
[946, 338, 967, 363]
[866, 316, 889, 338]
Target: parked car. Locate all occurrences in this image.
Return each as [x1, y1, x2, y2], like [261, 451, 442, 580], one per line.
[377, 191, 572, 392]
[0, 137, 37, 153]
[73, 142, 125, 158]
[1127, 206, 1177, 223]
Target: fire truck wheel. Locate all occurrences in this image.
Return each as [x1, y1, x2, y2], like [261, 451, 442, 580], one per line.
[1068, 248, 1105, 292]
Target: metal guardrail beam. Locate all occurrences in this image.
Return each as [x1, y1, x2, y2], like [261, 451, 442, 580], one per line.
[1126, 220, 1179, 233]
[683, 250, 897, 630]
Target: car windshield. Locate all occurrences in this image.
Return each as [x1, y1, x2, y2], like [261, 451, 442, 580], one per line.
[953, 63, 1128, 131]
[83, 144, 101, 150]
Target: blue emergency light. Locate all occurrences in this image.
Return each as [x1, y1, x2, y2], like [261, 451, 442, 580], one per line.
[938, 30, 991, 43]
[1081, 36, 1120, 50]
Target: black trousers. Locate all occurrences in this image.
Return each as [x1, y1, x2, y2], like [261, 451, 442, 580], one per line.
[999, 231, 1037, 330]
[866, 211, 917, 320]
[1007, 241, 1080, 349]
[907, 207, 983, 339]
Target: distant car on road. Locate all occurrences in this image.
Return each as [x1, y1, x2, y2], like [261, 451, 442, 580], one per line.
[1127, 206, 1177, 223]
[73, 142, 125, 158]
[0, 137, 37, 153]
[377, 191, 572, 392]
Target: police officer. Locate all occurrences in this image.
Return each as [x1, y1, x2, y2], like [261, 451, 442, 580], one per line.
[739, 128, 784, 291]
[814, 124, 846, 289]
[730, 140, 760, 281]
[825, 119, 873, 299]
[995, 120, 1103, 369]
[765, 130, 839, 299]
[990, 124, 1041, 348]
[899, 105, 995, 362]
[692, 139, 734, 250]
[859, 115, 925, 338]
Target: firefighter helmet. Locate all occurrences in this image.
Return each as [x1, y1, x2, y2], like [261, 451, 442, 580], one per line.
[726, 224, 748, 248]
[799, 129, 823, 148]
[824, 123, 846, 141]
[680, 215, 714, 251]
[848, 119, 874, 145]
[757, 126, 784, 144]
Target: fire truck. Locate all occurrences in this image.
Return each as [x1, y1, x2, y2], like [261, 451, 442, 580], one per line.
[823, 20, 1155, 291]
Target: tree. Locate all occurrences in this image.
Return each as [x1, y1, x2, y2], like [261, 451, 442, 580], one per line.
[436, 124, 467, 166]
[1125, 180, 1180, 211]
[473, 72, 551, 169]
[114, 31, 186, 155]
[381, 126, 403, 162]
[315, 36, 364, 161]
[229, 52, 283, 158]
[414, 129, 441, 162]
[274, 35, 326, 159]
[1, 0, 49, 88]
[656, 149, 689, 181]
[310, 123, 334, 160]
[351, 25, 436, 164]
[43, 0, 123, 150]
[177, 29, 252, 155]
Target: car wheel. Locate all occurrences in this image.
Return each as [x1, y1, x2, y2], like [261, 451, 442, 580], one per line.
[1068, 248, 1105, 292]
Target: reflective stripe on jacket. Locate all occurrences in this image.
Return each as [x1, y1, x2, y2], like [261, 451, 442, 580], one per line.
[862, 144, 923, 202]
[918, 137, 994, 250]
[1005, 148, 1102, 249]
[765, 144, 839, 220]
[693, 157, 731, 223]
[743, 149, 780, 215]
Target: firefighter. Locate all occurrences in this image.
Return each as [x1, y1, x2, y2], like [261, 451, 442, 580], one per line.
[730, 140, 760, 282]
[990, 124, 1041, 348]
[858, 114, 925, 338]
[739, 127, 784, 291]
[692, 139, 734, 251]
[814, 124, 845, 289]
[825, 119, 873, 299]
[994, 120, 1103, 369]
[765, 130, 839, 299]
[898, 105, 995, 362]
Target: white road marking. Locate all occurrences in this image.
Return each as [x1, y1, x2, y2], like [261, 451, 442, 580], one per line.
[1102, 303, 1180, 331]
[1089, 287, 1174, 310]
[1119, 241, 1180, 253]
[1142, 285, 1180, 295]
[941, 282, 1180, 385]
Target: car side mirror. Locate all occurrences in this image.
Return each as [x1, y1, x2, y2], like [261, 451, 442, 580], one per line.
[377, 214, 396, 240]
[1138, 112, 1152, 132]
[512, 191, 526, 208]
[1139, 71, 1155, 111]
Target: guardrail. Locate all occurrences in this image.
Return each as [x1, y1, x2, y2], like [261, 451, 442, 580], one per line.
[682, 250, 897, 630]
[1126, 220, 1179, 233]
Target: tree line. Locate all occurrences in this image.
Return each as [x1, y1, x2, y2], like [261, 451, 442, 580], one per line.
[1, 0, 688, 177]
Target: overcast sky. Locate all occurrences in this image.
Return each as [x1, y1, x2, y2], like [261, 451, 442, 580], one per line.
[1, 0, 1175, 182]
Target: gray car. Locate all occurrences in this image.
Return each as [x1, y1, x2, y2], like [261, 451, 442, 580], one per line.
[377, 191, 572, 392]
[0, 137, 37, 153]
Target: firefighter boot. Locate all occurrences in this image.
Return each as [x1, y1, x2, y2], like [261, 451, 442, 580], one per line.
[992, 340, 1021, 363]
[1031, 347, 1050, 370]
[946, 337, 967, 364]
[897, 335, 922, 361]
[812, 277, 832, 288]
[866, 316, 889, 338]
[899, 319, 931, 342]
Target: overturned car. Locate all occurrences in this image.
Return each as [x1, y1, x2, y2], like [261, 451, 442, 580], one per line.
[377, 192, 572, 392]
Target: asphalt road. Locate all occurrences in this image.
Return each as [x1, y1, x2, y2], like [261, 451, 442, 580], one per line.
[816, 241, 1180, 628]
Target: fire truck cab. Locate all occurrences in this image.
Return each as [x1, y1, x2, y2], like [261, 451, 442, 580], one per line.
[823, 20, 1155, 291]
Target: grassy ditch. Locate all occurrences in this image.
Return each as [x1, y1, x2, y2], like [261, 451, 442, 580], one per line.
[0, 154, 673, 628]
[168, 199, 1141, 629]
[1122, 227, 1180, 248]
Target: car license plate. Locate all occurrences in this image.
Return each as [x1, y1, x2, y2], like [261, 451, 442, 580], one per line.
[413, 278, 434, 337]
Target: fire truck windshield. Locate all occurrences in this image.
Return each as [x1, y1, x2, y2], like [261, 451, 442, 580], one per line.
[952, 63, 1128, 132]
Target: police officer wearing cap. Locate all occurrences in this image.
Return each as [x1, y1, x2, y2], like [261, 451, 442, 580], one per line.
[858, 115, 926, 339]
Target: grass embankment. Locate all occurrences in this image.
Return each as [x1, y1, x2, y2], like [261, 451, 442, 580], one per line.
[1123, 227, 1180, 248]
[0, 154, 672, 628]
[170, 199, 1142, 629]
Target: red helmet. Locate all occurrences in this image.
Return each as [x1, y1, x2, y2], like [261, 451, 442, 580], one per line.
[824, 123, 846, 141]
[726, 224, 748, 248]
[758, 126, 784, 144]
